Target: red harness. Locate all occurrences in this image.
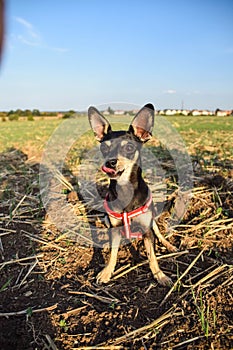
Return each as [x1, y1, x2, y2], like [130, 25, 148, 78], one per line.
[103, 192, 153, 240]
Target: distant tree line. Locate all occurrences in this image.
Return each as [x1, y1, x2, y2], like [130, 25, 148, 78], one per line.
[7, 109, 57, 116]
[0, 109, 76, 122]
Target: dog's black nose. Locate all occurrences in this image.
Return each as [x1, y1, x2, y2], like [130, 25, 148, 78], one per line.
[106, 159, 117, 168]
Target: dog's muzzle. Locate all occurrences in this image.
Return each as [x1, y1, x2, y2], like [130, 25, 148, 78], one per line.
[102, 159, 124, 177]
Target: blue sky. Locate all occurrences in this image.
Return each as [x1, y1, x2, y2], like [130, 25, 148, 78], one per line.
[0, 0, 233, 111]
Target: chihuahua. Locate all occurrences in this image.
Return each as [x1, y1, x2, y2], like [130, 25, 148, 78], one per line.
[88, 103, 177, 285]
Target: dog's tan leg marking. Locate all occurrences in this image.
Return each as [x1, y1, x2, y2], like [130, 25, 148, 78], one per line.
[152, 221, 177, 252]
[144, 234, 172, 286]
[97, 229, 121, 284]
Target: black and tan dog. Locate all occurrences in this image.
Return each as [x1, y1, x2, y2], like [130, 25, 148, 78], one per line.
[88, 103, 177, 285]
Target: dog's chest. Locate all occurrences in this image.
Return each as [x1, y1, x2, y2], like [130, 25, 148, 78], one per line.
[107, 209, 152, 233]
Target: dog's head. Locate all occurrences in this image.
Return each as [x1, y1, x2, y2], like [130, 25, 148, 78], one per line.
[88, 104, 154, 180]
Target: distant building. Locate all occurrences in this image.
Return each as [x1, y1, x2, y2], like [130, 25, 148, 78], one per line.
[180, 110, 190, 116]
[114, 110, 125, 115]
[201, 110, 213, 116]
[163, 109, 177, 116]
[190, 110, 201, 116]
[98, 108, 232, 118]
[215, 109, 233, 117]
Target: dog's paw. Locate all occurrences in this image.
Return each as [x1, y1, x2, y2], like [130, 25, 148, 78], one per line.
[161, 239, 178, 253]
[96, 267, 113, 284]
[167, 242, 178, 253]
[155, 271, 173, 287]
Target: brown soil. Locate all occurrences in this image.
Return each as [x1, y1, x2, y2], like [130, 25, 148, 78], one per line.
[0, 148, 233, 350]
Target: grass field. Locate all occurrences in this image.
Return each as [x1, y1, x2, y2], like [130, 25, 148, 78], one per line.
[0, 119, 61, 159]
[0, 115, 233, 349]
[1, 115, 232, 154]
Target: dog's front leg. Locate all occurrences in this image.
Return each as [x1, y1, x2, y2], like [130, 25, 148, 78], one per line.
[144, 230, 172, 286]
[97, 228, 121, 284]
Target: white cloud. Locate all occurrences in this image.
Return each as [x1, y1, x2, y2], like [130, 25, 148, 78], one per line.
[15, 17, 40, 36]
[14, 16, 42, 46]
[17, 34, 40, 47]
[163, 89, 177, 94]
[14, 16, 33, 29]
[13, 16, 69, 53]
[51, 47, 69, 53]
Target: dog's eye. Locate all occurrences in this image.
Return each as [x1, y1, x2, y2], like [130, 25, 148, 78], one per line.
[122, 143, 136, 154]
[100, 142, 110, 155]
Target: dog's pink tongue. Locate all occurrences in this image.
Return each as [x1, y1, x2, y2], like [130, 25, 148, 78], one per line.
[102, 165, 116, 175]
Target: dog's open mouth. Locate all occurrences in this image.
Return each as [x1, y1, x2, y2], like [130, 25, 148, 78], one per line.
[101, 165, 124, 178]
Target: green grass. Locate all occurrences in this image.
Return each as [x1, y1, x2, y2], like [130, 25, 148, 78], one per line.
[191, 288, 215, 338]
[166, 115, 233, 132]
[0, 115, 232, 161]
[0, 119, 62, 154]
[165, 116, 233, 162]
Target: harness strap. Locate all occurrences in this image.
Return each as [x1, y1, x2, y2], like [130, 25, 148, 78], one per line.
[103, 192, 153, 240]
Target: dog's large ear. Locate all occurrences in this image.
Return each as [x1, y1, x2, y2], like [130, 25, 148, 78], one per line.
[128, 103, 154, 142]
[88, 106, 112, 142]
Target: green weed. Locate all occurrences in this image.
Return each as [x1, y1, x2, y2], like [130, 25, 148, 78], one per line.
[0, 278, 12, 292]
[59, 319, 68, 332]
[192, 289, 215, 338]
